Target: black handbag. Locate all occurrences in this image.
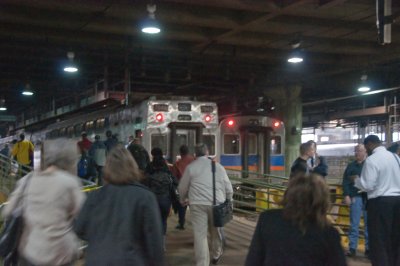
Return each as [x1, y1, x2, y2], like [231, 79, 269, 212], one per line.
[211, 161, 233, 227]
[0, 173, 32, 260]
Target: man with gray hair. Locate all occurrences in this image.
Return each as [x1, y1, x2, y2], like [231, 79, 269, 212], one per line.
[178, 143, 233, 266]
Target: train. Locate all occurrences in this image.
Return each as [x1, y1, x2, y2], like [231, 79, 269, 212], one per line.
[0, 98, 286, 178]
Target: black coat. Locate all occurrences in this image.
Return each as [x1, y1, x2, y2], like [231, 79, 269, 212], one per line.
[245, 209, 347, 266]
[74, 183, 164, 266]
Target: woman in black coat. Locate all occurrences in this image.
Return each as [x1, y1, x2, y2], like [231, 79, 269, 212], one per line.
[74, 145, 164, 266]
[245, 174, 347, 266]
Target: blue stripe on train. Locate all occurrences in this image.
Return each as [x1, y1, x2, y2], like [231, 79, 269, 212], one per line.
[220, 155, 284, 166]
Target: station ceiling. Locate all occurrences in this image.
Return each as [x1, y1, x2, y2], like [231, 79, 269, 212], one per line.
[1, 0, 400, 128]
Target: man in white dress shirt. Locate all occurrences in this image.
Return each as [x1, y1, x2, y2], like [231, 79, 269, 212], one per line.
[355, 135, 400, 266]
[178, 143, 233, 266]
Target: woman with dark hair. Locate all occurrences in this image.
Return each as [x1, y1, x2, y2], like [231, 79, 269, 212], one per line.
[74, 145, 164, 266]
[145, 148, 176, 248]
[245, 174, 346, 266]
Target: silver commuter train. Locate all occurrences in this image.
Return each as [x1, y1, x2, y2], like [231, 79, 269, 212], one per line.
[3, 99, 219, 165]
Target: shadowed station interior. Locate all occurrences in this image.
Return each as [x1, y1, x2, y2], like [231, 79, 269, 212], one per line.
[0, 1, 399, 265]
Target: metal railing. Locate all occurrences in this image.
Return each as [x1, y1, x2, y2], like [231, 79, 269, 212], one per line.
[226, 168, 367, 246]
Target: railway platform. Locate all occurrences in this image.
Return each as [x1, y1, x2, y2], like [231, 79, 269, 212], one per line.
[164, 211, 370, 266]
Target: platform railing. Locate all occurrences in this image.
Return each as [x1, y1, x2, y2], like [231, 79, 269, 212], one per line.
[0, 153, 32, 197]
[226, 168, 366, 248]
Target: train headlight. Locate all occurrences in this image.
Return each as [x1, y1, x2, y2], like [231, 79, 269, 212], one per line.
[156, 113, 164, 122]
[204, 115, 212, 123]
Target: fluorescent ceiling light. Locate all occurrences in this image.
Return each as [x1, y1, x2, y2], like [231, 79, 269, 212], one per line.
[64, 66, 78, 72]
[22, 91, 34, 96]
[288, 57, 303, 63]
[141, 26, 161, 34]
[358, 86, 371, 92]
[0, 107, 6, 111]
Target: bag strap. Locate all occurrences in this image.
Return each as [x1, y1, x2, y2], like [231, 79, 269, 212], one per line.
[392, 152, 400, 170]
[212, 160, 216, 206]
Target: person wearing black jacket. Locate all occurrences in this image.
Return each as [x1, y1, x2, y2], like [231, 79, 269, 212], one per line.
[245, 174, 346, 266]
[74, 145, 164, 266]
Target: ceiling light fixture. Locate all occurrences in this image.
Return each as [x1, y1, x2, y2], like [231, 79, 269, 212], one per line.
[287, 40, 304, 64]
[64, 52, 78, 73]
[358, 74, 371, 92]
[22, 83, 34, 96]
[0, 99, 6, 111]
[141, 4, 161, 34]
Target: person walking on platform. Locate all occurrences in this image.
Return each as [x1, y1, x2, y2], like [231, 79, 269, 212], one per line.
[145, 147, 176, 250]
[171, 144, 194, 230]
[355, 135, 400, 266]
[74, 145, 164, 266]
[11, 133, 34, 171]
[342, 144, 369, 257]
[245, 174, 346, 266]
[88, 135, 107, 185]
[127, 138, 150, 172]
[289, 142, 315, 179]
[178, 143, 233, 266]
[104, 130, 118, 153]
[77, 131, 92, 155]
[3, 138, 85, 266]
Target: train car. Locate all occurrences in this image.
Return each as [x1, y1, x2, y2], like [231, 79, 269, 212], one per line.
[20, 98, 219, 165]
[218, 115, 285, 179]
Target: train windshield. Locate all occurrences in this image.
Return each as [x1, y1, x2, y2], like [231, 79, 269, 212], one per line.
[203, 134, 216, 156]
[151, 134, 167, 156]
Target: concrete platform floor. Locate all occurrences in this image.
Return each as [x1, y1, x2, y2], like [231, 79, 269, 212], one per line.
[76, 210, 371, 266]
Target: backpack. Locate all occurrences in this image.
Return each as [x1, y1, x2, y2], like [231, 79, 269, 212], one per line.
[148, 171, 172, 196]
[77, 156, 88, 178]
[128, 144, 150, 171]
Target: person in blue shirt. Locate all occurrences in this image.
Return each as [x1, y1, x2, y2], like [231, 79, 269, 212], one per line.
[342, 144, 368, 257]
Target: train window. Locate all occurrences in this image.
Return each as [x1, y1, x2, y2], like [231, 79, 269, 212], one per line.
[271, 136, 281, 154]
[178, 103, 191, 111]
[85, 121, 94, 132]
[67, 126, 74, 137]
[59, 128, 66, 137]
[153, 104, 169, 112]
[200, 105, 214, 113]
[151, 134, 167, 155]
[223, 134, 240, 154]
[96, 118, 105, 129]
[203, 135, 216, 156]
[74, 123, 83, 135]
[248, 134, 257, 155]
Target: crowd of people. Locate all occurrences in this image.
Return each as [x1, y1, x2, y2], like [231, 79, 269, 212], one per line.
[1, 132, 400, 266]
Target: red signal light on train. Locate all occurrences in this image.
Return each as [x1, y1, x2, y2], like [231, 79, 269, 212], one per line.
[204, 115, 212, 123]
[156, 113, 164, 122]
[273, 121, 280, 127]
[227, 119, 235, 127]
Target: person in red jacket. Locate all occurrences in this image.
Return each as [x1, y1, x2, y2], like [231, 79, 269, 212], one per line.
[171, 144, 194, 230]
[77, 131, 92, 155]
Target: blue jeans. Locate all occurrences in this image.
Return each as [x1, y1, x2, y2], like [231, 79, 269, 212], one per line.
[349, 196, 369, 250]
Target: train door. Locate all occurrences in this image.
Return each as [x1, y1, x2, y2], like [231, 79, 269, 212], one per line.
[168, 123, 203, 163]
[241, 128, 272, 178]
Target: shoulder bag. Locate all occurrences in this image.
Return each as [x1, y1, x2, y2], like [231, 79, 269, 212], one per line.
[0, 172, 32, 260]
[212, 160, 233, 227]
